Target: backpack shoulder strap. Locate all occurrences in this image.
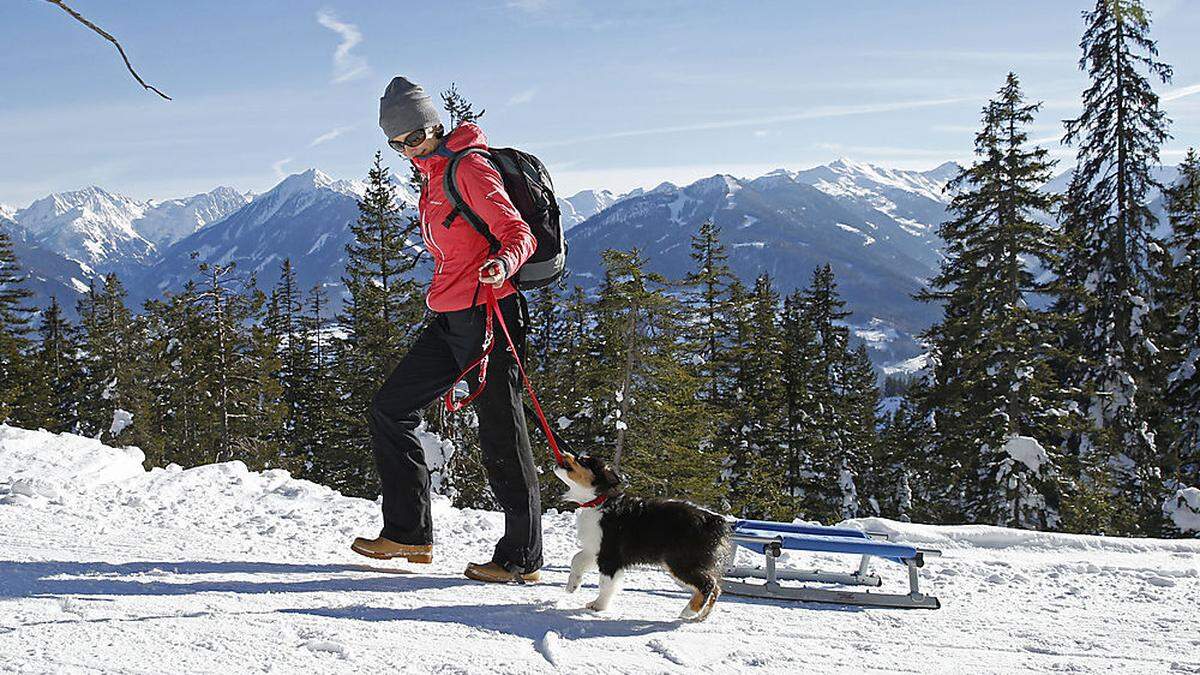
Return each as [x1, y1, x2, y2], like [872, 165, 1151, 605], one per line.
[441, 148, 501, 254]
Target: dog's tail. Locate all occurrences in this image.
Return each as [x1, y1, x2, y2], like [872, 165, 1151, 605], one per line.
[702, 512, 732, 574]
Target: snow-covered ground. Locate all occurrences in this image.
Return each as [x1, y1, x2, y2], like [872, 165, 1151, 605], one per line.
[2, 425, 1198, 674]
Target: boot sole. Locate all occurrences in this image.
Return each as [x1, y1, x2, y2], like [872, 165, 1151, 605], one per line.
[350, 543, 433, 564]
[464, 568, 540, 583]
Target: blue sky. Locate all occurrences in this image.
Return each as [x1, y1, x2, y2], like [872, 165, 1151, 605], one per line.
[2, 0, 1199, 207]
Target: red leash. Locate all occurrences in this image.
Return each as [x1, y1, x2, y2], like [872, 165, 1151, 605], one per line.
[444, 286, 567, 468]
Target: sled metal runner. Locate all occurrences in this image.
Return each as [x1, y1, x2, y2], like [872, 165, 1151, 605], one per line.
[721, 521, 942, 610]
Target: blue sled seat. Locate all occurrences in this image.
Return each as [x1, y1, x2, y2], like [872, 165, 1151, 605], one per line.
[734, 519, 873, 540]
[733, 528, 918, 566]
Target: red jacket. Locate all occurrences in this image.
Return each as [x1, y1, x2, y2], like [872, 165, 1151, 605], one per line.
[411, 123, 535, 312]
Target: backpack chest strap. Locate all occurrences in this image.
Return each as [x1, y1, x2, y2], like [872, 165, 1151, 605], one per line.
[441, 148, 502, 254]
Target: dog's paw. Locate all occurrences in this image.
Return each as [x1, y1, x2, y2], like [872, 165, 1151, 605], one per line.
[585, 599, 607, 612]
[565, 575, 581, 594]
[679, 606, 699, 621]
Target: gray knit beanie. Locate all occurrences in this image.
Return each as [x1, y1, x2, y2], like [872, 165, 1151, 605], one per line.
[379, 76, 442, 139]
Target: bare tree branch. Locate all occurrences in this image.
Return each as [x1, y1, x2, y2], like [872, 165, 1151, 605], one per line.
[43, 0, 172, 100]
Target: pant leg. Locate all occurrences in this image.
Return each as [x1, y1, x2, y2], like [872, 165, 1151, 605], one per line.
[369, 319, 460, 545]
[445, 294, 543, 572]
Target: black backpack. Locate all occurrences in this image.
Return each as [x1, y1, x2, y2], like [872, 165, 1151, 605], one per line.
[441, 147, 567, 289]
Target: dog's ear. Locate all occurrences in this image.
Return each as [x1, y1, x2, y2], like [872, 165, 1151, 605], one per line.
[596, 465, 624, 495]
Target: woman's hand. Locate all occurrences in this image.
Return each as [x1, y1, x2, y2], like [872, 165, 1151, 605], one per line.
[478, 258, 507, 288]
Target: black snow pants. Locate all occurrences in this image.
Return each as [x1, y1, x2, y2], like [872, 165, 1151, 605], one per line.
[368, 292, 542, 573]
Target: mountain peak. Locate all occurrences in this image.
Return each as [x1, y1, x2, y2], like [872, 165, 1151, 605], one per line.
[294, 168, 334, 187]
[922, 161, 963, 182]
[687, 174, 742, 197]
[828, 157, 872, 172]
[259, 169, 341, 204]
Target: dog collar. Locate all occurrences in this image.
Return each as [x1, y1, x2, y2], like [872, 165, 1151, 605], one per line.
[577, 494, 608, 509]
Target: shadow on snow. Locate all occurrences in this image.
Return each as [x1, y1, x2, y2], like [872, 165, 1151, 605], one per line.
[0, 559, 474, 599]
[281, 602, 684, 642]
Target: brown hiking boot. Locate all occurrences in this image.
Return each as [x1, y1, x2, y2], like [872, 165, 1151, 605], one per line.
[350, 536, 433, 563]
[464, 561, 540, 584]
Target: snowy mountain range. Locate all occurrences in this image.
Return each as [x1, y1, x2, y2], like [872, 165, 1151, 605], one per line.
[557, 189, 621, 231]
[565, 160, 964, 363]
[9, 185, 249, 274]
[131, 169, 376, 303]
[3, 159, 968, 367]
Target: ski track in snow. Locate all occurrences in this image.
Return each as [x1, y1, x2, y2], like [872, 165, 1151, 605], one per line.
[1, 425, 1199, 674]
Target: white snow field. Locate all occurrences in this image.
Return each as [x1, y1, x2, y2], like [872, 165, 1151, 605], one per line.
[2, 425, 1199, 674]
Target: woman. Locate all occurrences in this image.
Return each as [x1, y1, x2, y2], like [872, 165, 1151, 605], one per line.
[351, 76, 541, 583]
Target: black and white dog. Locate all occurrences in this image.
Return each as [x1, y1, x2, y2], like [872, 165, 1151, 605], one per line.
[553, 452, 728, 622]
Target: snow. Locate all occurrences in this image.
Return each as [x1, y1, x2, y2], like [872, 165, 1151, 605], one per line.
[109, 409, 133, 437]
[834, 222, 875, 245]
[1000, 435, 1050, 474]
[1164, 487, 1200, 533]
[882, 353, 929, 377]
[3, 425, 1200, 673]
[306, 233, 333, 256]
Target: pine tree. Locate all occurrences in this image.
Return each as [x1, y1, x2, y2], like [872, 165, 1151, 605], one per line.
[130, 294, 184, 466]
[1160, 149, 1200, 493]
[873, 396, 929, 522]
[838, 344, 880, 519]
[682, 221, 738, 404]
[795, 265, 853, 523]
[441, 83, 485, 128]
[566, 249, 720, 504]
[780, 288, 818, 514]
[191, 261, 281, 466]
[0, 227, 35, 422]
[75, 274, 141, 443]
[21, 297, 84, 433]
[269, 259, 305, 466]
[295, 283, 341, 481]
[1054, 0, 1174, 534]
[679, 221, 746, 513]
[917, 73, 1070, 529]
[722, 274, 788, 519]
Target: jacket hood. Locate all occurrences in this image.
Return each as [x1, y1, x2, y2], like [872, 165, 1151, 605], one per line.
[412, 123, 489, 176]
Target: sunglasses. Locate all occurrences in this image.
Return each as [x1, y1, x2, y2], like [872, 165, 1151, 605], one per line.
[388, 126, 435, 152]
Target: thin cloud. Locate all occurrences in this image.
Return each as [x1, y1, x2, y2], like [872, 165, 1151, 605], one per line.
[309, 125, 353, 147]
[522, 96, 980, 150]
[1163, 83, 1200, 102]
[272, 158, 293, 179]
[1029, 134, 1063, 146]
[858, 49, 1075, 63]
[507, 87, 538, 106]
[816, 142, 963, 159]
[316, 9, 369, 84]
[1035, 82, 1200, 147]
[507, 0, 552, 12]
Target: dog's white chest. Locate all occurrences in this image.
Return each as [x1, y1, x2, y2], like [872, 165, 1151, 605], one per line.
[574, 508, 603, 552]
